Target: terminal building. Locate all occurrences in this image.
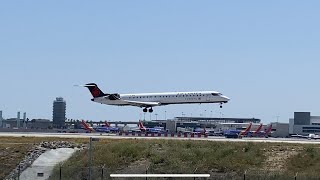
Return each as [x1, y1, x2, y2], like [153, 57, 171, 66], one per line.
[289, 112, 320, 135]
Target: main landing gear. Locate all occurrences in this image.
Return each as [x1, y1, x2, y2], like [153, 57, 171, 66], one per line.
[143, 107, 153, 113]
[220, 103, 223, 108]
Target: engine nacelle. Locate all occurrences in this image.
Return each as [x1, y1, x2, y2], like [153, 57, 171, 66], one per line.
[108, 93, 120, 100]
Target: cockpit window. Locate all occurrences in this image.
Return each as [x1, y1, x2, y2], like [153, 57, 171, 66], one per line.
[212, 93, 222, 96]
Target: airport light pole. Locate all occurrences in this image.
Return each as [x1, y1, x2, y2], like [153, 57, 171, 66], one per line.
[164, 111, 167, 120]
[155, 114, 158, 120]
[210, 111, 213, 118]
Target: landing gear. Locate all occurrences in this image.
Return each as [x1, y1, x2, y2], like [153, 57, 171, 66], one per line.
[220, 103, 223, 108]
[142, 107, 153, 113]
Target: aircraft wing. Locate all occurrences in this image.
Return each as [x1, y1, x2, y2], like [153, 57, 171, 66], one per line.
[120, 100, 161, 107]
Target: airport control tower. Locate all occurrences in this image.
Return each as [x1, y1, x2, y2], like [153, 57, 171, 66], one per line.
[52, 97, 66, 128]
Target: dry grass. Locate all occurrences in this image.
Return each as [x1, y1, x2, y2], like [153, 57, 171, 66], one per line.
[2, 137, 320, 179]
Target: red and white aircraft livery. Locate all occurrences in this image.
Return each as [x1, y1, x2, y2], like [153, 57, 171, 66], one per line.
[81, 83, 230, 113]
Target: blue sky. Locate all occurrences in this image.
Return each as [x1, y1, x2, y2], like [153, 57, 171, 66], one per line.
[1, 1, 320, 123]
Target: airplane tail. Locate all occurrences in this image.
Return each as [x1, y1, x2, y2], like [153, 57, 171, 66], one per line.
[240, 122, 252, 136]
[84, 83, 106, 98]
[265, 124, 273, 135]
[105, 121, 111, 127]
[81, 120, 94, 132]
[138, 121, 147, 131]
[253, 124, 263, 136]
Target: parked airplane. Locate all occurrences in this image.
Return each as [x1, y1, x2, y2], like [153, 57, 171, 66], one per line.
[258, 124, 273, 137]
[138, 121, 165, 133]
[80, 83, 230, 113]
[247, 124, 273, 138]
[224, 123, 253, 138]
[291, 133, 320, 140]
[81, 120, 119, 133]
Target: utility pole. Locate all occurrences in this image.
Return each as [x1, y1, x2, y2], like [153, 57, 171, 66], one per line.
[89, 137, 100, 180]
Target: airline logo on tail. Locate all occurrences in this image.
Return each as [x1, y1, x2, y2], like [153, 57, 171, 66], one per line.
[84, 83, 106, 98]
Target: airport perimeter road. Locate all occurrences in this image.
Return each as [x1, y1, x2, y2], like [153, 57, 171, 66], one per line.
[1, 132, 320, 144]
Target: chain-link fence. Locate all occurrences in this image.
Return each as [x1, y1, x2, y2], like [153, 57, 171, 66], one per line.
[7, 165, 320, 180]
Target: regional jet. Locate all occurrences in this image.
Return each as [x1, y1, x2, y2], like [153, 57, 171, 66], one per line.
[81, 83, 230, 113]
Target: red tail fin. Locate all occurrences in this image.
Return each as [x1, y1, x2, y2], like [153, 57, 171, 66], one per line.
[240, 123, 252, 136]
[253, 124, 263, 135]
[81, 120, 94, 132]
[265, 124, 273, 135]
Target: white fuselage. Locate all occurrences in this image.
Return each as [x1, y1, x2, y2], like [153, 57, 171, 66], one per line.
[93, 91, 229, 107]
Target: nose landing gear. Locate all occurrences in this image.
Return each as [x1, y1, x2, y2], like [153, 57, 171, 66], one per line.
[220, 103, 223, 108]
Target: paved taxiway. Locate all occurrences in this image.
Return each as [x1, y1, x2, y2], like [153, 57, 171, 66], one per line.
[1, 132, 320, 144]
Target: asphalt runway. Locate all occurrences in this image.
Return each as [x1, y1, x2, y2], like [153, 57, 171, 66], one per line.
[1, 132, 320, 144]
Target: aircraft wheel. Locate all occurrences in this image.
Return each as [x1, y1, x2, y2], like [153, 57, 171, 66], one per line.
[143, 108, 148, 113]
[149, 108, 153, 113]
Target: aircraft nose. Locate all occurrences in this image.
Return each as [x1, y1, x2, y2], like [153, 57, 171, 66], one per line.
[221, 95, 230, 102]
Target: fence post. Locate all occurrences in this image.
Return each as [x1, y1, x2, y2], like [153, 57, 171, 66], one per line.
[243, 170, 247, 180]
[59, 165, 62, 180]
[18, 165, 20, 180]
[101, 165, 104, 180]
[146, 165, 149, 180]
[295, 172, 298, 180]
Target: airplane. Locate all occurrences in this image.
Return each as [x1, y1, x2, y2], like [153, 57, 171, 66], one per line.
[81, 120, 120, 133]
[138, 121, 165, 133]
[247, 124, 273, 138]
[223, 123, 252, 138]
[291, 133, 320, 140]
[80, 83, 230, 113]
